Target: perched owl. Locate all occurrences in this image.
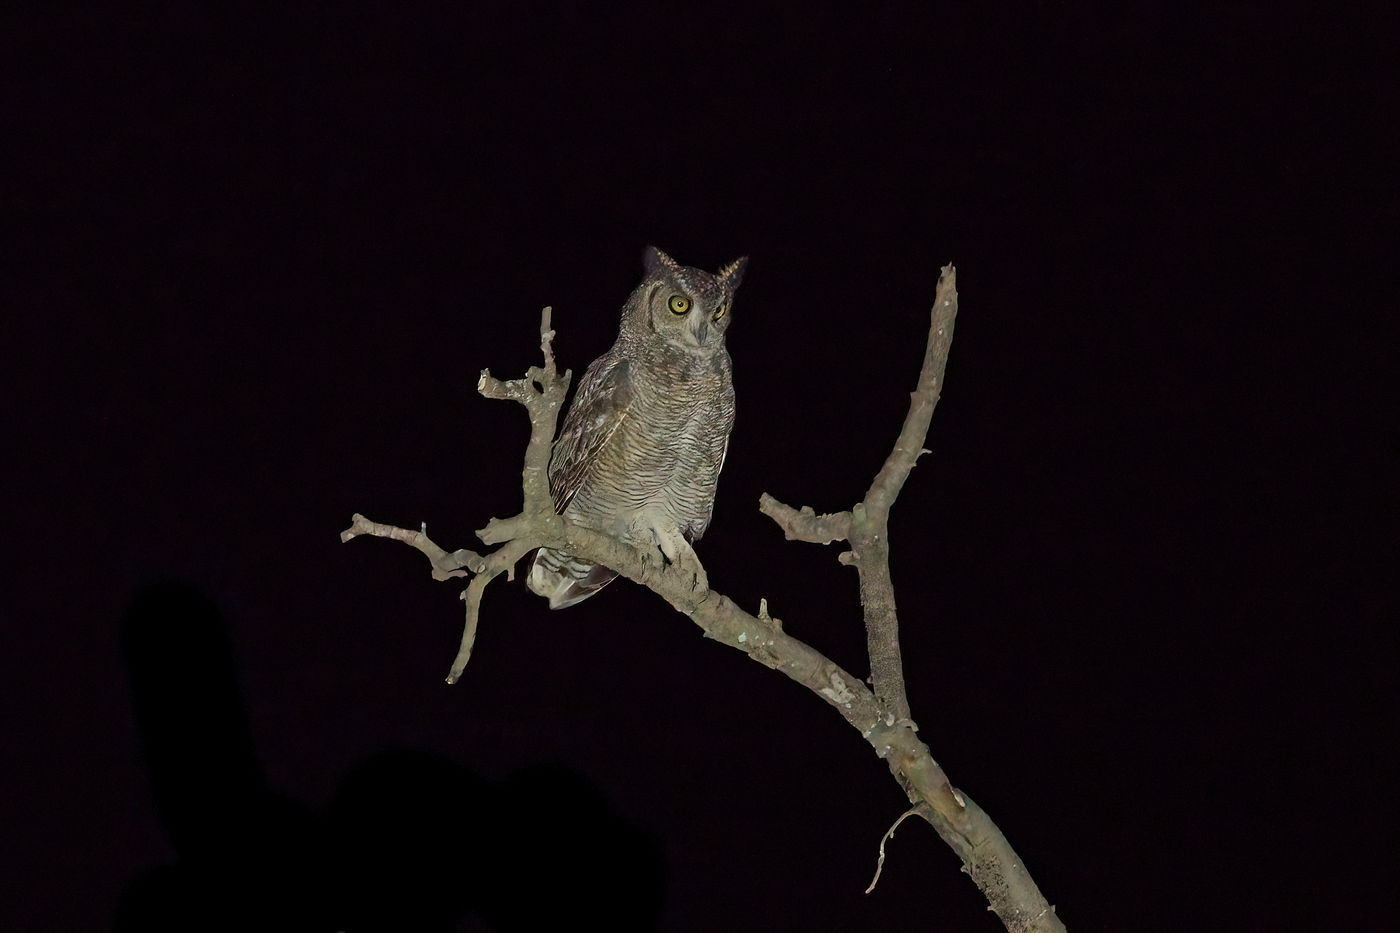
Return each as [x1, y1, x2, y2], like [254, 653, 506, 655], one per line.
[526, 246, 748, 609]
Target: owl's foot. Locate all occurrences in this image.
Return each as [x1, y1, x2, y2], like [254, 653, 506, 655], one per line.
[654, 528, 708, 596]
[637, 542, 666, 572]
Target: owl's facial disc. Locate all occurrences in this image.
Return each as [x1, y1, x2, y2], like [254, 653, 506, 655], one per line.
[638, 263, 734, 354]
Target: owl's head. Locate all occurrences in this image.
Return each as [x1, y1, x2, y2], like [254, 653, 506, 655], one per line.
[625, 246, 748, 353]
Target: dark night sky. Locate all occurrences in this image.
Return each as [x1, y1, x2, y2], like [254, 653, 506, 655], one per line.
[4, 4, 1394, 931]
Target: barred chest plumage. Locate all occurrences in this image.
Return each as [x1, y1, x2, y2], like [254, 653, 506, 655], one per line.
[569, 337, 734, 541]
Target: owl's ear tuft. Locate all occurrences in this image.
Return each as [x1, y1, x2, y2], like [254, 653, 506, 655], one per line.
[717, 256, 748, 292]
[643, 246, 680, 275]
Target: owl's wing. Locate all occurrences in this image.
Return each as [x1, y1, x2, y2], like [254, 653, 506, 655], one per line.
[549, 356, 633, 513]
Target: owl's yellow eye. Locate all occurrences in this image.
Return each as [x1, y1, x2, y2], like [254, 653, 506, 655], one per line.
[713, 303, 728, 321]
[668, 294, 690, 315]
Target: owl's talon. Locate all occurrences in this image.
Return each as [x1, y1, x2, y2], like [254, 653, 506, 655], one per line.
[673, 551, 708, 595]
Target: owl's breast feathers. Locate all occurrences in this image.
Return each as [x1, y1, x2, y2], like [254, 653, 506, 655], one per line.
[548, 339, 733, 542]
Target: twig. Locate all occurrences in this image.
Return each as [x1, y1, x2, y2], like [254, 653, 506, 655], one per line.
[866, 804, 926, 893]
[757, 495, 852, 545]
[339, 514, 484, 580]
[448, 538, 533, 682]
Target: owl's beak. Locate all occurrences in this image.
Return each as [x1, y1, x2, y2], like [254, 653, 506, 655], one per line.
[690, 315, 709, 346]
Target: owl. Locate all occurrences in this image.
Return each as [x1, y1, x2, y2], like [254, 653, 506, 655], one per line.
[526, 246, 748, 609]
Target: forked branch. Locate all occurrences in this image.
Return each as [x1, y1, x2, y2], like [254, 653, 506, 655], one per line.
[341, 268, 1064, 931]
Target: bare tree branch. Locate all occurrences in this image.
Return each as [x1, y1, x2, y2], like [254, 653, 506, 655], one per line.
[761, 265, 957, 727]
[757, 495, 852, 545]
[855, 268, 957, 724]
[339, 514, 484, 580]
[341, 272, 1065, 931]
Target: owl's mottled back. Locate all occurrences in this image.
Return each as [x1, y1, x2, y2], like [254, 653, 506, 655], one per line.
[527, 246, 748, 609]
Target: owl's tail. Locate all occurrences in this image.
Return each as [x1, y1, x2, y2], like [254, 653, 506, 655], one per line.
[526, 547, 619, 609]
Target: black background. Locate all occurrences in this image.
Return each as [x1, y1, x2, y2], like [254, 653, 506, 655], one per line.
[4, 4, 1394, 930]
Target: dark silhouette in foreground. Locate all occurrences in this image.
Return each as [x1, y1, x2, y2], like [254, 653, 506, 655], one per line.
[116, 581, 664, 932]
